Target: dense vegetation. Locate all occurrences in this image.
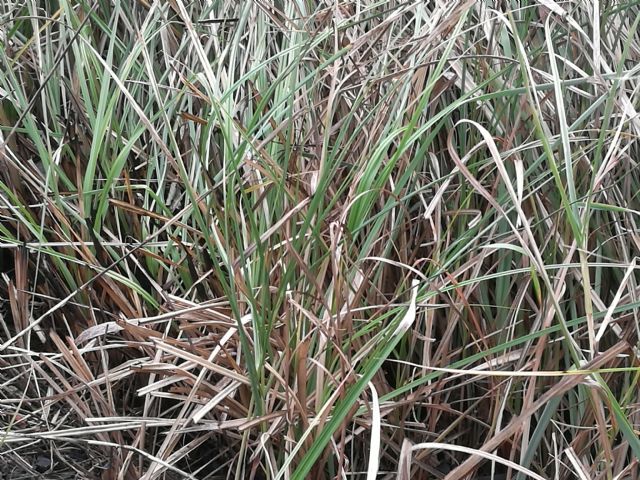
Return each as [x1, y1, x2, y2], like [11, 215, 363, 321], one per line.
[1, 1, 639, 478]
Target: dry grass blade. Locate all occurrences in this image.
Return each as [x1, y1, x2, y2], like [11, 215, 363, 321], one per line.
[443, 342, 629, 479]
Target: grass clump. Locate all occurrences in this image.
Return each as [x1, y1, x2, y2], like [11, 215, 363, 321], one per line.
[1, 1, 639, 478]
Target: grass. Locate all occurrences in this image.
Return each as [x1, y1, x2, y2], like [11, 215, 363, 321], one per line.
[0, 0, 639, 478]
